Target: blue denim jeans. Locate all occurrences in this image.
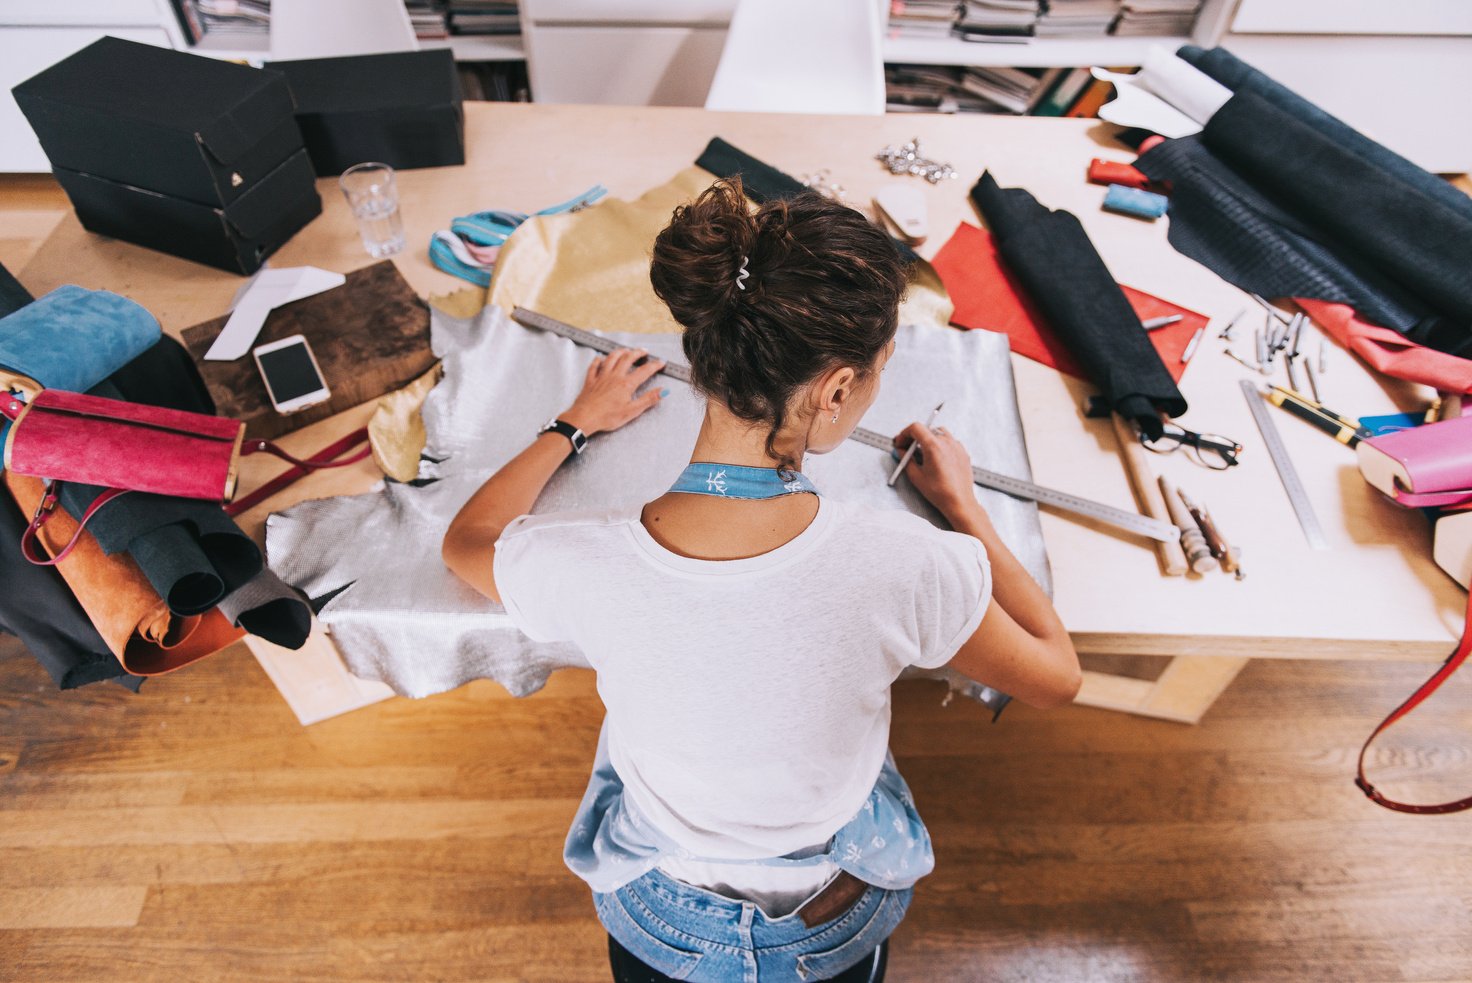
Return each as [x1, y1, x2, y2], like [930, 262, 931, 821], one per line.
[594, 868, 912, 983]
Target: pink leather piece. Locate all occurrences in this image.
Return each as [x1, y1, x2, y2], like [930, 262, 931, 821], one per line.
[1295, 298, 1472, 396]
[5, 388, 243, 501]
[1365, 414, 1472, 507]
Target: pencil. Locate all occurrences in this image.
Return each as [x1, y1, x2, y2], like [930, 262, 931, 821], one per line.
[889, 402, 945, 486]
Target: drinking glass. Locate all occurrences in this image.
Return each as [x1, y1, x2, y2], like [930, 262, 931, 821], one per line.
[339, 162, 405, 258]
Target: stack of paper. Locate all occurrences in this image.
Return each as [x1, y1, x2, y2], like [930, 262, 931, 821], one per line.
[190, 0, 271, 45]
[887, 0, 962, 39]
[447, 0, 519, 35]
[954, 0, 1039, 39]
[1112, 0, 1202, 36]
[405, 0, 449, 39]
[886, 64, 1016, 114]
[1036, 0, 1121, 36]
[961, 65, 1065, 113]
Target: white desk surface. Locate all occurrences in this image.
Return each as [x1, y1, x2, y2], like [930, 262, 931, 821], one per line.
[19, 102, 1463, 663]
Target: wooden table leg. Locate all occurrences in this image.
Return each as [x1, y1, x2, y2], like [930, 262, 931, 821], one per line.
[1074, 655, 1251, 724]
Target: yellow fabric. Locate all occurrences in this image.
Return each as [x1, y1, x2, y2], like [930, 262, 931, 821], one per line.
[488, 166, 954, 334]
[368, 362, 444, 483]
[488, 167, 710, 335]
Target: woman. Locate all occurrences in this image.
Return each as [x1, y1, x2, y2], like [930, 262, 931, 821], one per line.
[443, 180, 1080, 982]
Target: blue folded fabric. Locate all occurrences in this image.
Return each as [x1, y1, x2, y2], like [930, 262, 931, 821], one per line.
[0, 285, 160, 393]
[429, 235, 492, 288]
[431, 185, 609, 286]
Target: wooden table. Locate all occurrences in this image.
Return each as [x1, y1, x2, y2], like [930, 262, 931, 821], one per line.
[18, 102, 1464, 723]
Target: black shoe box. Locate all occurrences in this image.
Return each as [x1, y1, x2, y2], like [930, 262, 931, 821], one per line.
[55, 149, 323, 276]
[265, 49, 465, 176]
[13, 36, 309, 208]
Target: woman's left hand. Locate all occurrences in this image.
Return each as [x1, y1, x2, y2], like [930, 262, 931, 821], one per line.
[560, 348, 667, 436]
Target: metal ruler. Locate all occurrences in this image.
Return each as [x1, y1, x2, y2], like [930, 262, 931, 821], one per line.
[1239, 378, 1328, 550]
[510, 307, 1179, 543]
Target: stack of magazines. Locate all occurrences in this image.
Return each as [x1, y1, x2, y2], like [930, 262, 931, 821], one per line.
[447, 1, 520, 35]
[1036, 0, 1120, 36]
[887, 1, 962, 39]
[960, 65, 1066, 113]
[405, 0, 449, 39]
[1112, 0, 1202, 35]
[172, 0, 270, 46]
[886, 65, 1013, 113]
[954, 0, 1039, 40]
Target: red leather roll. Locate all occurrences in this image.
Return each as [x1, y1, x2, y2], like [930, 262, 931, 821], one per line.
[2, 388, 245, 502]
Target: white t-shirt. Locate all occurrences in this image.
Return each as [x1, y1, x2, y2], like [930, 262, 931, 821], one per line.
[493, 496, 990, 908]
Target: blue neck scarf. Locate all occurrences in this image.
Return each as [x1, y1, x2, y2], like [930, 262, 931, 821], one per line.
[668, 462, 820, 500]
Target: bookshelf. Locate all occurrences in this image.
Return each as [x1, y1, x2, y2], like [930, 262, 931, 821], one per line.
[882, 34, 1192, 68]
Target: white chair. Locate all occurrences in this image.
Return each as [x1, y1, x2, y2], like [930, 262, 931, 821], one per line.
[704, 0, 885, 115]
[270, 0, 419, 61]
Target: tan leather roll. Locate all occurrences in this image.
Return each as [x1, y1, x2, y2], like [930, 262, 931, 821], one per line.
[4, 474, 244, 674]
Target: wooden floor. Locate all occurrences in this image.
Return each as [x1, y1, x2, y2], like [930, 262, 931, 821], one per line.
[2, 635, 1471, 983]
[3, 177, 1472, 982]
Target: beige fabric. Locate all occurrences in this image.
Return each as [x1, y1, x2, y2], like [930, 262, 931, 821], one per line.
[368, 362, 444, 483]
[489, 166, 955, 334]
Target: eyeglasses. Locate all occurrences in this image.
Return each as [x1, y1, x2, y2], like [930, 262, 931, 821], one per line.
[1140, 424, 1242, 470]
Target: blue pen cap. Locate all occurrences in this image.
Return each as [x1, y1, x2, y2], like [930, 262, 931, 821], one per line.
[1103, 184, 1169, 220]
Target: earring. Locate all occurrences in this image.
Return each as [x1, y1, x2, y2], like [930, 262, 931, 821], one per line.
[831, 412, 839, 423]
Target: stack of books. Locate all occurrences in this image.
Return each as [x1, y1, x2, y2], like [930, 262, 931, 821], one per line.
[885, 63, 1127, 119]
[954, 0, 1039, 40]
[172, 0, 271, 46]
[447, 1, 520, 36]
[960, 65, 1065, 113]
[1112, 0, 1202, 36]
[405, 0, 449, 40]
[885, 64, 1015, 114]
[887, 0, 962, 39]
[1036, 0, 1121, 36]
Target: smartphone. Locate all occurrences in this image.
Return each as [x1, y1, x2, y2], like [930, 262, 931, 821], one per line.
[253, 335, 330, 414]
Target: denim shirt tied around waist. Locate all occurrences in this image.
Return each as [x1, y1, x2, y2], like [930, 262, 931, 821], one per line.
[563, 719, 936, 895]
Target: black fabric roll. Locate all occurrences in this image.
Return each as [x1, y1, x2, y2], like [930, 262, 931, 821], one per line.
[1201, 92, 1472, 342]
[56, 481, 262, 615]
[217, 568, 311, 650]
[695, 137, 808, 203]
[695, 137, 921, 265]
[0, 261, 32, 318]
[969, 171, 1186, 438]
[1136, 47, 1472, 358]
[1134, 136, 1455, 350]
[1177, 45, 1472, 225]
[0, 491, 141, 689]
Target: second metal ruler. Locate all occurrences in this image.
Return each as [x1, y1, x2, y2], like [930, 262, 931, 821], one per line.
[511, 307, 1179, 543]
[1239, 378, 1328, 549]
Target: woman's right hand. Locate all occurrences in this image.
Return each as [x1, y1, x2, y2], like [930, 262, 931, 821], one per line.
[894, 422, 982, 522]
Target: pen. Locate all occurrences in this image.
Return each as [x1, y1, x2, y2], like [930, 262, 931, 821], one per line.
[889, 401, 944, 486]
[1269, 385, 1366, 433]
[1264, 387, 1371, 446]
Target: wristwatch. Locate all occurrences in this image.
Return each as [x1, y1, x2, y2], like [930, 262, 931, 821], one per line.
[540, 418, 588, 455]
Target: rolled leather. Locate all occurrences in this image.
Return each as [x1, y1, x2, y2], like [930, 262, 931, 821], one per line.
[5, 473, 244, 675]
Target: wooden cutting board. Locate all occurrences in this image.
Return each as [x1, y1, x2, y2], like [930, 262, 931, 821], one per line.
[182, 260, 435, 440]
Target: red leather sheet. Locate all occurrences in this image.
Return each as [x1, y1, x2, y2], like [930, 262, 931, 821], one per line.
[930, 221, 1208, 383]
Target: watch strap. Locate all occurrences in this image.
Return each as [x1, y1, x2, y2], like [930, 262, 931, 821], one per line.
[541, 418, 587, 454]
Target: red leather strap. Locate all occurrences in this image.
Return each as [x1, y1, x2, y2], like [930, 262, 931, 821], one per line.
[20, 484, 131, 566]
[225, 428, 372, 517]
[1355, 587, 1472, 814]
[1, 396, 23, 421]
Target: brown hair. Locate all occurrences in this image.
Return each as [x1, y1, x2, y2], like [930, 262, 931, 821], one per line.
[650, 178, 910, 468]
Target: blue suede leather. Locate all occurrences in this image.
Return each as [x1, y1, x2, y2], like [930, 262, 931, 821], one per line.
[0, 285, 161, 395]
